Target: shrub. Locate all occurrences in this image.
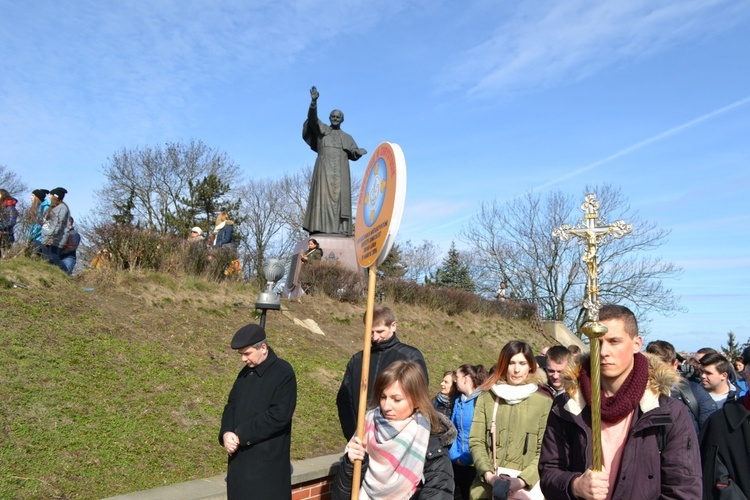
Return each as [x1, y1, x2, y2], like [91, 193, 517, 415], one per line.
[377, 277, 537, 319]
[299, 261, 365, 303]
[87, 223, 240, 281]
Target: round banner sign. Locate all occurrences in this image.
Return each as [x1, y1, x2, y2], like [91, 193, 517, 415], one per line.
[355, 142, 407, 268]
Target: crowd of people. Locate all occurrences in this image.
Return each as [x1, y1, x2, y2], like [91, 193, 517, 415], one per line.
[221, 304, 750, 500]
[0, 185, 243, 276]
[0, 186, 81, 274]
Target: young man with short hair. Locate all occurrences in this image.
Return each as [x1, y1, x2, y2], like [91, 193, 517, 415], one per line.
[335, 305, 428, 439]
[539, 305, 701, 499]
[700, 352, 739, 409]
[700, 346, 750, 498]
[646, 340, 715, 432]
[544, 345, 572, 397]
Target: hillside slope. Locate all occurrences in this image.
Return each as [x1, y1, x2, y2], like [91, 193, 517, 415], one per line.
[0, 258, 547, 499]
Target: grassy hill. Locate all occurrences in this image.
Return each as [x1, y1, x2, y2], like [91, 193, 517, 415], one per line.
[0, 257, 548, 499]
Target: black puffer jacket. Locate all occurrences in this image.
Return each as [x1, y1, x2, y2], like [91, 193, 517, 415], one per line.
[332, 412, 456, 500]
[336, 333, 428, 439]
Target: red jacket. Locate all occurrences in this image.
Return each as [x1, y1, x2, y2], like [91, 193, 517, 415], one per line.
[539, 354, 702, 500]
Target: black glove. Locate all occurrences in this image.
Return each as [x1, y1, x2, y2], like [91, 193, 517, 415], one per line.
[492, 477, 511, 500]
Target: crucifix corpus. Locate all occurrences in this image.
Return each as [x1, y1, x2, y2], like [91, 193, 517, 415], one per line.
[552, 193, 632, 471]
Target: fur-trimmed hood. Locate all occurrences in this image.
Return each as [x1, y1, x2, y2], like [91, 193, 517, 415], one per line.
[434, 412, 457, 446]
[561, 352, 679, 416]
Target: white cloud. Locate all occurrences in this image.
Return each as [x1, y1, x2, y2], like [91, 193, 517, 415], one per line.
[441, 0, 749, 97]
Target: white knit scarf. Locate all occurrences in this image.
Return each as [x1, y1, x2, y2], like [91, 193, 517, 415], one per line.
[490, 382, 538, 405]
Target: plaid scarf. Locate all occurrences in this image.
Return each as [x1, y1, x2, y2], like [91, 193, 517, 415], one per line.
[361, 408, 431, 499]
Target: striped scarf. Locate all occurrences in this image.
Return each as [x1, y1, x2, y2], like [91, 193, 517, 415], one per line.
[360, 408, 431, 499]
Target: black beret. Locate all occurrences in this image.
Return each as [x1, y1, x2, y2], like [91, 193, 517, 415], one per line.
[230, 323, 266, 349]
[50, 187, 68, 200]
[32, 189, 50, 202]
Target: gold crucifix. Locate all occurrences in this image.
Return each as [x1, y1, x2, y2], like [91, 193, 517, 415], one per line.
[552, 193, 632, 471]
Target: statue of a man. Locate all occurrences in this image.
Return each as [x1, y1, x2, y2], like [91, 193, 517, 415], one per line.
[302, 86, 367, 237]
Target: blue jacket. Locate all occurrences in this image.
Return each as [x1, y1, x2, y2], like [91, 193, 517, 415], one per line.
[28, 199, 51, 243]
[212, 220, 235, 248]
[449, 390, 481, 465]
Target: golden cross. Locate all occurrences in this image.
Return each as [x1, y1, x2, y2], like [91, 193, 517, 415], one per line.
[552, 193, 632, 471]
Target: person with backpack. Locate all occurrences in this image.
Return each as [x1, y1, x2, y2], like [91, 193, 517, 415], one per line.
[41, 187, 70, 269]
[59, 217, 81, 275]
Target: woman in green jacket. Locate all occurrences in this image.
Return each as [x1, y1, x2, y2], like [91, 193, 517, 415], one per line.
[469, 341, 552, 499]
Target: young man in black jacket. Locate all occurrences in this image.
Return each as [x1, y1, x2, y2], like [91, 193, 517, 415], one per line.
[335, 305, 428, 439]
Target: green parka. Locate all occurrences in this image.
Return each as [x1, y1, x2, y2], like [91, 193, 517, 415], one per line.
[468, 369, 551, 499]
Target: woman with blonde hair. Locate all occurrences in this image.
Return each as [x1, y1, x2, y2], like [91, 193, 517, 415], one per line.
[26, 189, 50, 252]
[210, 212, 235, 249]
[333, 360, 456, 499]
[468, 341, 551, 499]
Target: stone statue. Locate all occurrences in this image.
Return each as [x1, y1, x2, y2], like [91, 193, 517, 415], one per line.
[302, 86, 367, 237]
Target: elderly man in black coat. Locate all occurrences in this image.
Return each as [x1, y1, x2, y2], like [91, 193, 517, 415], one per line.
[219, 324, 297, 499]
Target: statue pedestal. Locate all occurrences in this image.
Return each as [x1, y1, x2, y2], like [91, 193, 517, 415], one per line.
[282, 236, 360, 299]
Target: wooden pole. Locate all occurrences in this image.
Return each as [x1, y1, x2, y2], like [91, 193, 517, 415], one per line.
[351, 265, 378, 500]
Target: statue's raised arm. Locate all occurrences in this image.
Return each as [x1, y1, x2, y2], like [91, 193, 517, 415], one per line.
[310, 86, 319, 103]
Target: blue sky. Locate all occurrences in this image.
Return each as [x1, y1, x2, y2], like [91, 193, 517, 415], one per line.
[1, 0, 748, 352]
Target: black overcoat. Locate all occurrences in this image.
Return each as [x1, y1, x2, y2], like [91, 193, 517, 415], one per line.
[700, 399, 750, 499]
[219, 348, 297, 499]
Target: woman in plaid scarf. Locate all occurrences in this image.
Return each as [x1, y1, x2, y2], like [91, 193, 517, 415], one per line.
[333, 361, 456, 499]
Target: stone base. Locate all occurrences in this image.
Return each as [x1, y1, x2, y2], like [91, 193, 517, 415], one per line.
[282, 236, 360, 299]
[541, 321, 589, 352]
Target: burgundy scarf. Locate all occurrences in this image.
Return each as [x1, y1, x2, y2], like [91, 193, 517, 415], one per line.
[743, 392, 750, 412]
[579, 352, 649, 423]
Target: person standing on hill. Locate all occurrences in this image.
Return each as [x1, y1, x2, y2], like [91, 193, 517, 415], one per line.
[0, 188, 19, 255]
[300, 238, 323, 263]
[210, 212, 235, 249]
[41, 187, 70, 269]
[219, 323, 297, 500]
[26, 189, 50, 253]
[336, 305, 428, 440]
[59, 217, 80, 275]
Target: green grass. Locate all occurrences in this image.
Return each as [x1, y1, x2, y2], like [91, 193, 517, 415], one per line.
[0, 257, 546, 498]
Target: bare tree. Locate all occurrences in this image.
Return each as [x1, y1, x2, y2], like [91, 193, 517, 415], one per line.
[97, 140, 241, 234]
[0, 164, 28, 198]
[400, 239, 441, 283]
[237, 178, 297, 285]
[277, 166, 312, 243]
[461, 184, 683, 333]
